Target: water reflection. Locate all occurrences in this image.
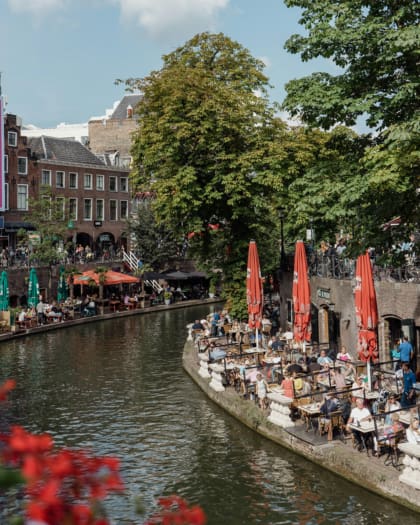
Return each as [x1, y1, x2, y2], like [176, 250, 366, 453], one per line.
[0, 306, 418, 524]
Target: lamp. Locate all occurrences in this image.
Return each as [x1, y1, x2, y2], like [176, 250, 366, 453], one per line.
[279, 208, 286, 270]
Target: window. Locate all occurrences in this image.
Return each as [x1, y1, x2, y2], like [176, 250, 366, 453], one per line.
[120, 200, 128, 219]
[56, 171, 65, 188]
[17, 157, 28, 175]
[96, 174, 104, 191]
[96, 199, 104, 221]
[17, 184, 28, 210]
[83, 198, 92, 220]
[8, 131, 17, 147]
[69, 198, 78, 220]
[69, 172, 78, 189]
[286, 299, 293, 324]
[84, 173, 93, 189]
[4, 155, 8, 174]
[4, 183, 9, 210]
[56, 197, 65, 220]
[109, 176, 117, 192]
[42, 196, 52, 219]
[41, 169, 51, 186]
[120, 177, 128, 192]
[109, 199, 117, 221]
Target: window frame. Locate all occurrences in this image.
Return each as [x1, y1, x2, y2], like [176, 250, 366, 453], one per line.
[120, 200, 128, 219]
[109, 199, 118, 221]
[17, 157, 28, 175]
[17, 184, 28, 210]
[96, 174, 104, 191]
[120, 177, 128, 192]
[109, 176, 117, 192]
[84, 173, 93, 190]
[56, 197, 66, 220]
[69, 198, 78, 221]
[4, 154, 8, 174]
[69, 172, 78, 189]
[56, 171, 65, 189]
[96, 199, 104, 221]
[83, 198, 93, 221]
[41, 169, 52, 186]
[8, 131, 17, 147]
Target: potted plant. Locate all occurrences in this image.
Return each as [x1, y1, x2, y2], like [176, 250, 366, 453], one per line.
[163, 291, 172, 305]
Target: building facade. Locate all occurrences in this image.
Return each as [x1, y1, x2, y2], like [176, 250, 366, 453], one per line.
[2, 113, 130, 253]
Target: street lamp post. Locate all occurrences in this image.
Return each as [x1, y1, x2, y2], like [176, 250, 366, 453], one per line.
[279, 209, 286, 270]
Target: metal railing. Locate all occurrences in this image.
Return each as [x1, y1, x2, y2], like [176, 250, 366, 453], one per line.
[308, 253, 420, 283]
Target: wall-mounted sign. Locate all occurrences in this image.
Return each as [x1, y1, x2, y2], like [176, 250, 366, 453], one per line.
[94, 221, 102, 227]
[317, 287, 331, 300]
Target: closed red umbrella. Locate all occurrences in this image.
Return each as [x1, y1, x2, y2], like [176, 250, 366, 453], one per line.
[247, 241, 263, 336]
[354, 252, 378, 363]
[292, 241, 311, 343]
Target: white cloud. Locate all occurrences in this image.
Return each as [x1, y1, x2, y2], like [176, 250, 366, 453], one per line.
[259, 56, 271, 69]
[116, 0, 229, 37]
[8, 0, 66, 14]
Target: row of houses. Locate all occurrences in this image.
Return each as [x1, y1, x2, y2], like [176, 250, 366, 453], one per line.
[1, 95, 141, 254]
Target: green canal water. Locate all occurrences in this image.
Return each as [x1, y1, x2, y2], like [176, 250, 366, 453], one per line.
[0, 305, 418, 524]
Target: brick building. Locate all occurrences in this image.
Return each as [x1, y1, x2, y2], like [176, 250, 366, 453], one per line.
[88, 94, 141, 165]
[2, 113, 130, 253]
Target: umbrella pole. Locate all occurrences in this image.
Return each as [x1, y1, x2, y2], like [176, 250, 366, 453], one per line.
[367, 359, 372, 392]
[256, 328, 259, 350]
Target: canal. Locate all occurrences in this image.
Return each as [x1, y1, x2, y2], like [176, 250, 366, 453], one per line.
[0, 305, 418, 524]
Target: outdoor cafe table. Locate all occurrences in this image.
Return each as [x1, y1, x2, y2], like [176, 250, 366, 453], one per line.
[348, 421, 375, 454]
[299, 402, 321, 432]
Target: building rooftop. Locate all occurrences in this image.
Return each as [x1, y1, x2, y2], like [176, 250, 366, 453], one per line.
[28, 136, 105, 166]
[110, 94, 142, 120]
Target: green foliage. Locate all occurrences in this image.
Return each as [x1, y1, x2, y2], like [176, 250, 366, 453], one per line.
[128, 202, 180, 270]
[124, 32, 288, 304]
[283, 0, 420, 131]
[0, 466, 24, 489]
[26, 188, 68, 266]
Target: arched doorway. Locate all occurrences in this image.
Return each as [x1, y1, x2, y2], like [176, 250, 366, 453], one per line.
[95, 232, 115, 259]
[76, 232, 93, 248]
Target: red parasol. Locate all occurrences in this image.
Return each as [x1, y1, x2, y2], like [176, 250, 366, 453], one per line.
[354, 252, 378, 363]
[292, 240, 311, 343]
[73, 269, 139, 286]
[247, 240, 263, 331]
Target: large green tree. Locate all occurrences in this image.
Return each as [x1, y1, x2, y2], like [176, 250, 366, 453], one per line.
[125, 32, 287, 312]
[283, 0, 419, 245]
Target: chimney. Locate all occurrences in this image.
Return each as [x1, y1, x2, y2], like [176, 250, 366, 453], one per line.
[126, 104, 133, 119]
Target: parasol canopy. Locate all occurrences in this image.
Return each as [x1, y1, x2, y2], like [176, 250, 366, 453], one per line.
[354, 252, 378, 362]
[57, 266, 68, 302]
[73, 269, 139, 286]
[0, 271, 9, 311]
[28, 268, 40, 307]
[292, 240, 311, 343]
[247, 240, 263, 331]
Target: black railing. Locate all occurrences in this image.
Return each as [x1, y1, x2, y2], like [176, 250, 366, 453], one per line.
[308, 253, 420, 283]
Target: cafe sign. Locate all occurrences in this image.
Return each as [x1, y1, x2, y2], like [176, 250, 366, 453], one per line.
[317, 287, 330, 300]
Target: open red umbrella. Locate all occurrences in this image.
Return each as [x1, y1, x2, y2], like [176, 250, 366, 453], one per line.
[73, 270, 139, 286]
[247, 241, 263, 338]
[292, 241, 311, 343]
[354, 252, 378, 363]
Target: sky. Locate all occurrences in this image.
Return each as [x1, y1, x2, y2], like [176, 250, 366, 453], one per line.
[0, 0, 336, 128]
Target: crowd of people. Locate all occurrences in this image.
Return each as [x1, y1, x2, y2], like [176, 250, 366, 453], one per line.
[193, 311, 419, 460]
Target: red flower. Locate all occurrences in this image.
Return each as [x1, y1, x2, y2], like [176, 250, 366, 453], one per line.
[0, 379, 16, 400]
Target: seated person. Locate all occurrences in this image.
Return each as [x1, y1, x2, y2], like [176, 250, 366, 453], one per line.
[332, 367, 347, 390]
[319, 392, 340, 437]
[317, 350, 333, 366]
[406, 418, 420, 444]
[83, 297, 96, 316]
[384, 394, 401, 425]
[46, 302, 63, 321]
[374, 413, 404, 456]
[281, 373, 294, 399]
[346, 398, 373, 450]
[17, 308, 27, 326]
[342, 360, 356, 382]
[336, 346, 351, 362]
[352, 376, 368, 399]
[192, 319, 204, 330]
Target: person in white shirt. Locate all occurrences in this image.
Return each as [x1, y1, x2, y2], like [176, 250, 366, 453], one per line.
[346, 398, 372, 450]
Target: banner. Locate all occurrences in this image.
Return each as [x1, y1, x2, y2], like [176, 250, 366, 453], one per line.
[0, 95, 4, 211]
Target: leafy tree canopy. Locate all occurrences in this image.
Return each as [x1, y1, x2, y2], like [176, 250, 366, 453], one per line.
[124, 32, 288, 304]
[283, 0, 420, 131]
